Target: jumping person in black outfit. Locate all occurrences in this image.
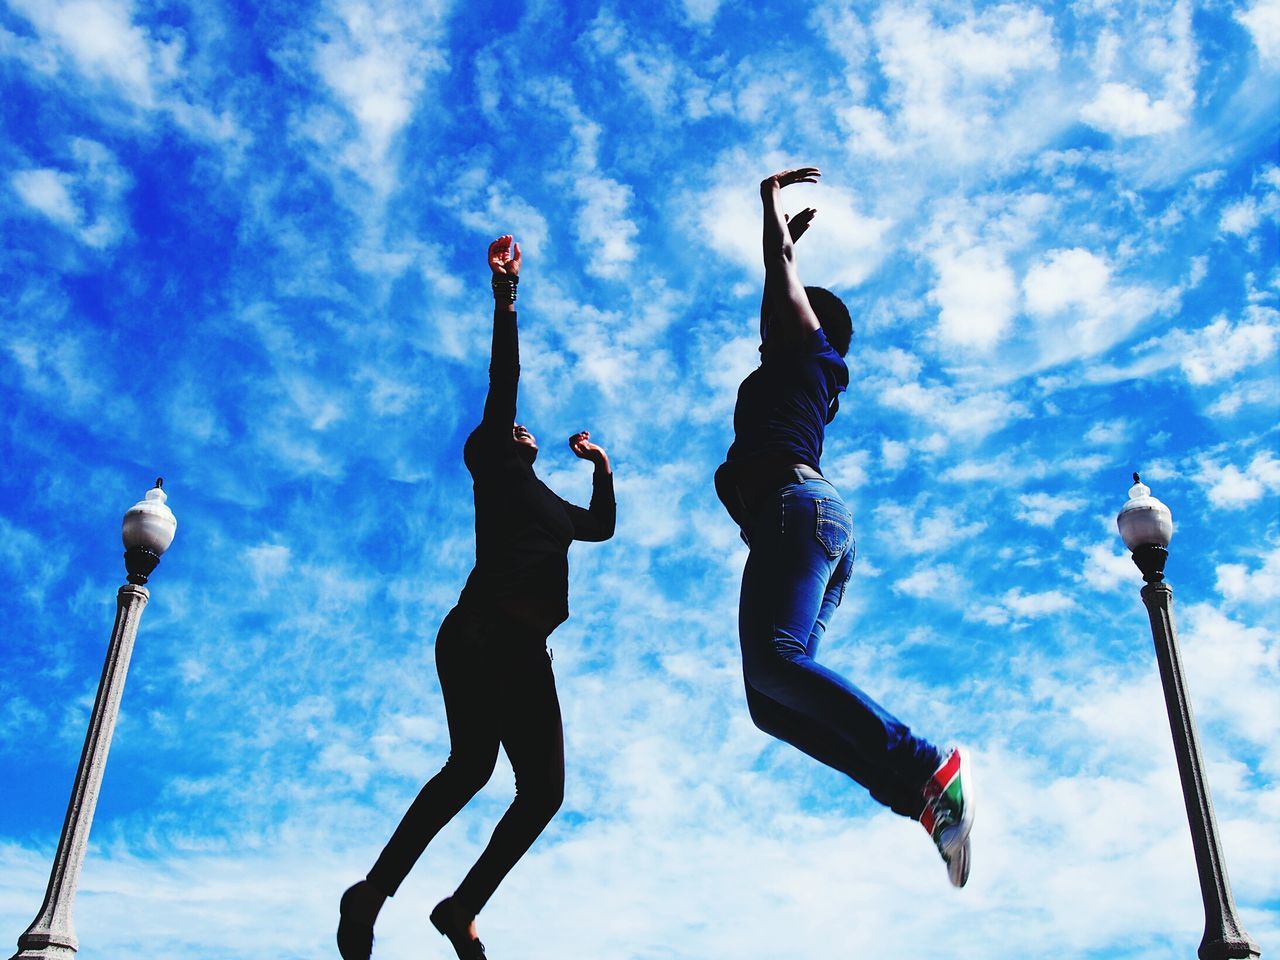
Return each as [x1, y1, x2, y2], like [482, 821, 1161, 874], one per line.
[338, 235, 616, 960]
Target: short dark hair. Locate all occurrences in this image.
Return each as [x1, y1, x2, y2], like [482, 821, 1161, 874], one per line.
[805, 286, 852, 356]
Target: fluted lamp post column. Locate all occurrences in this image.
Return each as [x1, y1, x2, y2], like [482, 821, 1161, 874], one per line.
[1116, 474, 1260, 960]
[10, 480, 177, 960]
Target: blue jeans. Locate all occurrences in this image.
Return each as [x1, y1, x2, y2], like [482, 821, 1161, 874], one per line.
[738, 475, 941, 818]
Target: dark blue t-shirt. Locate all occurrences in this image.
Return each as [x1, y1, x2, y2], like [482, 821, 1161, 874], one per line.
[726, 327, 848, 469]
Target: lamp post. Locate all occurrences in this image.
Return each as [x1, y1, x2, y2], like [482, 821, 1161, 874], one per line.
[9, 479, 177, 960]
[1116, 473, 1260, 960]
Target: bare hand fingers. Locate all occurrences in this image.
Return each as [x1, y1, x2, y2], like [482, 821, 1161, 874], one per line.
[489, 235, 515, 273]
[793, 207, 816, 226]
[777, 167, 821, 186]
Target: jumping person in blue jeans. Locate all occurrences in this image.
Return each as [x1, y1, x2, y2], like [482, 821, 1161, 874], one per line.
[714, 167, 975, 886]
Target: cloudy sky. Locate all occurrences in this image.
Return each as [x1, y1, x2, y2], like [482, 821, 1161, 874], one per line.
[1, 0, 1277, 957]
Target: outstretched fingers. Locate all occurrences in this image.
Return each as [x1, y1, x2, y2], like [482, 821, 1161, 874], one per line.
[768, 166, 821, 189]
[787, 206, 817, 242]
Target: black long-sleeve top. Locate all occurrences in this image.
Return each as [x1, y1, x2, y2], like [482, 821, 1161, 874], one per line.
[456, 306, 615, 634]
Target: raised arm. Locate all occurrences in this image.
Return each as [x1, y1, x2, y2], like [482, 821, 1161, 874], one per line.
[563, 431, 616, 541]
[480, 234, 522, 431]
[759, 205, 816, 342]
[759, 168, 822, 349]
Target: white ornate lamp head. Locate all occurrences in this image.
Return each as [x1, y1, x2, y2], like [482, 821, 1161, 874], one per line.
[1116, 472, 1173, 582]
[122, 478, 177, 585]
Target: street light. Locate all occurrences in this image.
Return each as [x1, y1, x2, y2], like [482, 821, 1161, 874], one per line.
[1116, 473, 1261, 960]
[9, 479, 177, 960]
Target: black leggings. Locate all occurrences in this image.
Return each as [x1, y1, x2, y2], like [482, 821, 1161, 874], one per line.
[366, 606, 565, 914]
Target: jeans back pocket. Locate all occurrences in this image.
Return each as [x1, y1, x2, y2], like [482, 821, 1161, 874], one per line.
[814, 497, 853, 559]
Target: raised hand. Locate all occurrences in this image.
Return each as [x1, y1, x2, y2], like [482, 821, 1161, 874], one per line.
[488, 234, 521, 276]
[568, 431, 610, 471]
[787, 207, 816, 243]
[761, 166, 821, 195]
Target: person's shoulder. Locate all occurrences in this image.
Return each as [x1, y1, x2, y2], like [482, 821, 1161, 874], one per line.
[463, 426, 503, 468]
[808, 328, 847, 368]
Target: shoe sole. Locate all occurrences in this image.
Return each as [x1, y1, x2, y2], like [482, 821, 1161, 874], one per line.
[337, 886, 374, 960]
[939, 747, 975, 888]
[430, 901, 486, 960]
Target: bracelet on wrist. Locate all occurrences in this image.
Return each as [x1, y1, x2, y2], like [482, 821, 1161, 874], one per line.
[491, 274, 519, 304]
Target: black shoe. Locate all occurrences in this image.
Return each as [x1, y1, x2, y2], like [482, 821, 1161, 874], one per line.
[429, 897, 487, 960]
[337, 883, 375, 960]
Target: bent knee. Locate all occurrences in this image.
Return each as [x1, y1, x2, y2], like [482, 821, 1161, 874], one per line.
[743, 684, 784, 737]
[742, 652, 803, 702]
[518, 777, 564, 823]
[439, 752, 499, 795]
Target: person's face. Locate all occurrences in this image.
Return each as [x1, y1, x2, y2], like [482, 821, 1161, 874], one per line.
[513, 423, 538, 460]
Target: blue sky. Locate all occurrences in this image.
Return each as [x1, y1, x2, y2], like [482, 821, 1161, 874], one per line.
[1, 0, 1277, 956]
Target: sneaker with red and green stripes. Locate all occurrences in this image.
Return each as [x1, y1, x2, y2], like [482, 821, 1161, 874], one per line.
[920, 747, 975, 888]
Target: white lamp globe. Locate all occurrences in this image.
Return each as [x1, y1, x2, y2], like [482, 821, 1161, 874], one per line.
[1117, 473, 1173, 552]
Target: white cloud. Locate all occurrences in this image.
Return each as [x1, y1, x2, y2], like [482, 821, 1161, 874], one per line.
[311, 0, 449, 194]
[892, 562, 964, 598]
[1024, 247, 1111, 316]
[1084, 419, 1130, 446]
[1177, 310, 1279, 384]
[10, 168, 78, 226]
[527, 80, 641, 280]
[1208, 378, 1280, 418]
[1216, 543, 1280, 603]
[572, 172, 639, 279]
[678, 0, 722, 25]
[1196, 451, 1280, 508]
[837, 105, 897, 159]
[1016, 492, 1086, 527]
[1219, 164, 1280, 239]
[1080, 81, 1185, 137]
[1238, 0, 1280, 64]
[1002, 587, 1076, 617]
[865, 346, 923, 382]
[824, 449, 872, 491]
[928, 244, 1018, 351]
[874, 502, 987, 556]
[7, 0, 167, 106]
[1080, 541, 1137, 593]
[1220, 197, 1262, 236]
[969, 587, 1077, 624]
[1080, 2, 1196, 138]
[1178, 602, 1280, 749]
[9, 140, 132, 248]
[869, 4, 1061, 164]
[880, 438, 910, 473]
[1094, 303, 1280, 390]
[0, 517, 71, 610]
[244, 543, 292, 591]
[875, 379, 1030, 443]
[1022, 247, 1163, 369]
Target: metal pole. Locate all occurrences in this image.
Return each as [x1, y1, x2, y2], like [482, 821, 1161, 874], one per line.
[1138, 568, 1261, 960]
[9, 584, 150, 960]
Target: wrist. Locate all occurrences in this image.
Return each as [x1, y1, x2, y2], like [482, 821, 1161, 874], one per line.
[491, 274, 519, 305]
